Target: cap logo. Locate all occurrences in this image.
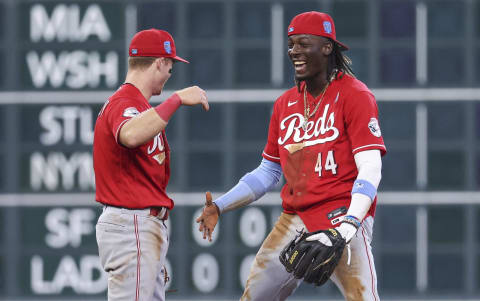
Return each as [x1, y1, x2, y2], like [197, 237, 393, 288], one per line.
[288, 27, 294, 33]
[164, 41, 172, 54]
[131, 49, 138, 55]
[323, 21, 332, 34]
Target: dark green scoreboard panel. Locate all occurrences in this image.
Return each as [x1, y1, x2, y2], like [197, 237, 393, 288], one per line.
[2, 0, 480, 300]
[3, 103, 100, 193]
[2, 1, 126, 91]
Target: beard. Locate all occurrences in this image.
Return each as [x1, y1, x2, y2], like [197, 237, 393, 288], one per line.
[294, 74, 305, 82]
[294, 70, 322, 83]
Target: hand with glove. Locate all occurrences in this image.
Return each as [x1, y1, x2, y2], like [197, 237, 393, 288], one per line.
[279, 215, 362, 286]
[279, 228, 346, 286]
[311, 214, 361, 245]
[279, 151, 380, 286]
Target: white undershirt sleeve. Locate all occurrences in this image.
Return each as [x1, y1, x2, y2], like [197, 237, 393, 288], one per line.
[347, 149, 382, 221]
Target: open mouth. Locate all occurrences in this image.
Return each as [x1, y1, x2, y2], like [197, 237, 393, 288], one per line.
[294, 61, 307, 73]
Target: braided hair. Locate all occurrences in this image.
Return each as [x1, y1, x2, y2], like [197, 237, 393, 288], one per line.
[327, 39, 354, 80]
[296, 39, 354, 92]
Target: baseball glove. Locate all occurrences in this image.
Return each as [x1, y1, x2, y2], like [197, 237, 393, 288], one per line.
[279, 228, 346, 286]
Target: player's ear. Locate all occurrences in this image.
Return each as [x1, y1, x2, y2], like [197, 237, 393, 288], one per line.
[158, 57, 173, 69]
[149, 58, 160, 72]
[159, 57, 166, 65]
[160, 58, 174, 74]
[322, 41, 333, 56]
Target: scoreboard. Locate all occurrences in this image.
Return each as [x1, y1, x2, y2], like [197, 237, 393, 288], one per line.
[0, 0, 138, 194]
[2, 0, 479, 299]
[16, 103, 99, 193]
[16, 2, 125, 91]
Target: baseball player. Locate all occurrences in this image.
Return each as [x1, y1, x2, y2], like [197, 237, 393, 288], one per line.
[94, 29, 208, 301]
[197, 11, 386, 301]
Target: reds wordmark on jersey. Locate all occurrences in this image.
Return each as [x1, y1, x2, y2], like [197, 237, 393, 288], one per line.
[262, 73, 386, 231]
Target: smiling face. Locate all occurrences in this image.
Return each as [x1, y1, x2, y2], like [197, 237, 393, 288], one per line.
[287, 34, 333, 82]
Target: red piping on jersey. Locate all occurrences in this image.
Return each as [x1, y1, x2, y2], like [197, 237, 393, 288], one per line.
[362, 227, 378, 301]
[352, 144, 387, 154]
[262, 151, 280, 161]
[134, 215, 141, 301]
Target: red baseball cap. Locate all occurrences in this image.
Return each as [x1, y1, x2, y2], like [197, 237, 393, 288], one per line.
[129, 29, 189, 63]
[287, 11, 349, 51]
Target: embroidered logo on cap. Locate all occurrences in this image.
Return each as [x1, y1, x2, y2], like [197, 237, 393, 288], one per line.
[164, 41, 172, 54]
[131, 49, 138, 55]
[288, 27, 294, 33]
[323, 21, 332, 34]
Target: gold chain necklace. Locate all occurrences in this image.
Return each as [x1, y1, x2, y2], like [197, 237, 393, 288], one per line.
[303, 82, 330, 130]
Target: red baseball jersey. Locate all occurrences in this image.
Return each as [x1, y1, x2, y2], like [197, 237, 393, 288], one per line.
[93, 83, 173, 209]
[263, 74, 386, 231]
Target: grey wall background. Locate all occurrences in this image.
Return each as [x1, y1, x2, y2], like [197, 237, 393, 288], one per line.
[0, 0, 479, 300]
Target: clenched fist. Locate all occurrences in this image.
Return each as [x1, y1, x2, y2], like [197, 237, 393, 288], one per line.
[175, 86, 209, 111]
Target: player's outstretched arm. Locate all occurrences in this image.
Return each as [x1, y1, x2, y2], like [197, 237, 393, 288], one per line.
[196, 191, 220, 242]
[195, 158, 283, 241]
[119, 86, 209, 148]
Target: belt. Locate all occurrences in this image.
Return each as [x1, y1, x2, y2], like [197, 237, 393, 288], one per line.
[150, 207, 169, 220]
[103, 205, 169, 221]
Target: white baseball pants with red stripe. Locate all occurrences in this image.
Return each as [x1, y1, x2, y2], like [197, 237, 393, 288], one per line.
[96, 206, 169, 301]
[241, 213, 379, 301]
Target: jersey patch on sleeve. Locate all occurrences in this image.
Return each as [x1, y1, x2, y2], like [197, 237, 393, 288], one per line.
[368, 117, 382, 137]
[123, 107, 140, 118]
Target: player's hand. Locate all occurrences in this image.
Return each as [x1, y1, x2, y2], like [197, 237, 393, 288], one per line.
[334, 222, 358, 244]
[195, 191, 219, 242]
[175, 86, 209, 111]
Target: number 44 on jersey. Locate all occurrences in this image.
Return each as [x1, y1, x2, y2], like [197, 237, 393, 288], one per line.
[315, 150, 337, 177]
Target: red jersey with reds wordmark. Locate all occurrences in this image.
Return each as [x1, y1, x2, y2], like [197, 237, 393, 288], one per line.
[93, 84, 173, 209]
[262, 74, 386, 232]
